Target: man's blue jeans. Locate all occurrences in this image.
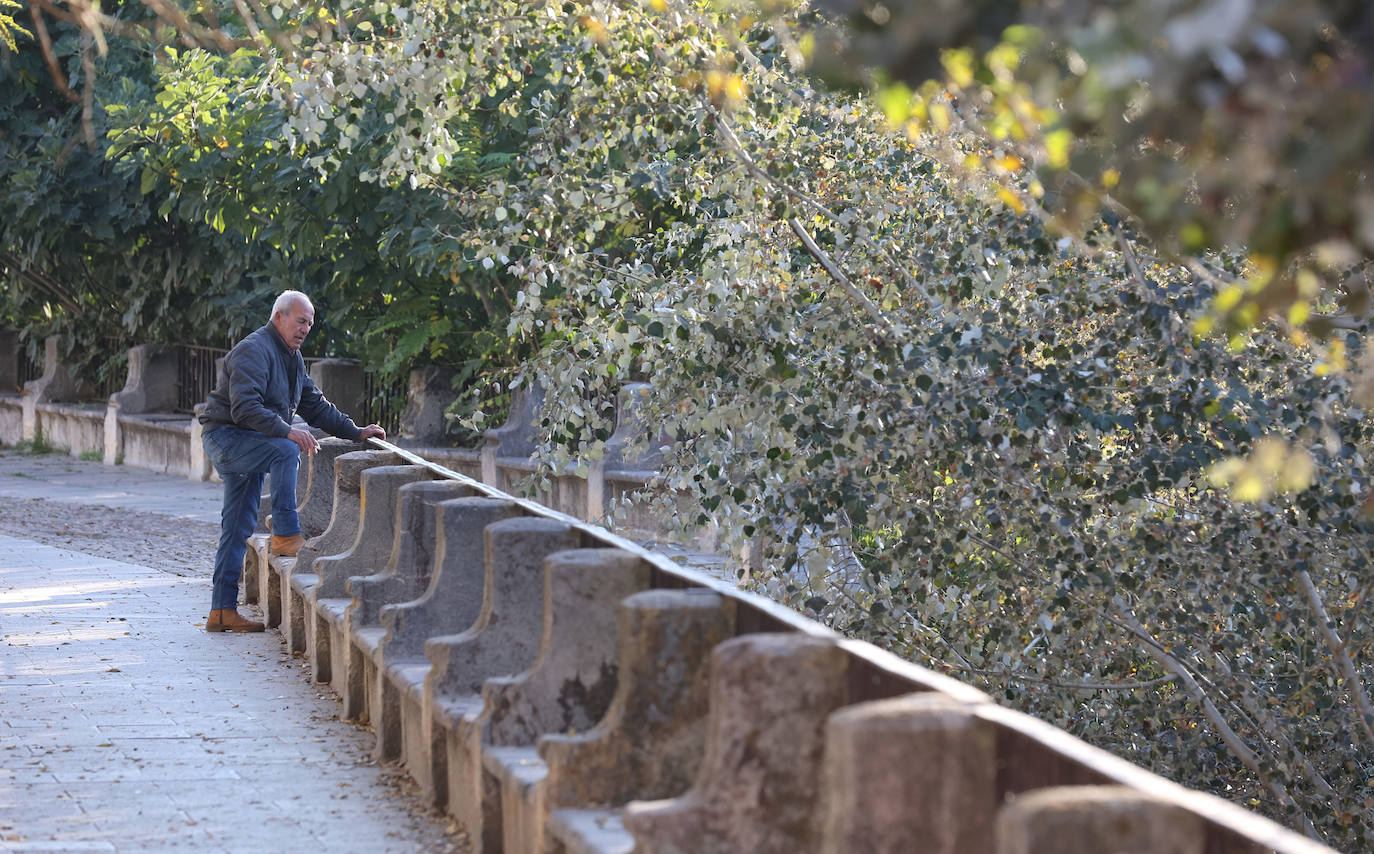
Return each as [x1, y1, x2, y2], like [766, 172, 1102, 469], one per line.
[202, 426, 302, 610]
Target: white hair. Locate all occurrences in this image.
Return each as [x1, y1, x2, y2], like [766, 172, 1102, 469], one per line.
[271, 290, 313, 319]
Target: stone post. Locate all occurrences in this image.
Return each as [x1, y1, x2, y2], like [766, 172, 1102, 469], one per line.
[22, 335, 85, 441]
[995, 785, 1207, 854]
[820, 693, 997, 854]
[399, 364, 455, 445]
[309, 358, 366, 424]
[480, 380, 545, 487]
[587, 382, 662, 523]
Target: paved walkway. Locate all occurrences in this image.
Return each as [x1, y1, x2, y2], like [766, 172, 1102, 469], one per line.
[0, 454, 464, 853]
[0, 454, 223, 522]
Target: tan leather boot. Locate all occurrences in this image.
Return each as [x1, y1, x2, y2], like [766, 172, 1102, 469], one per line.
[268, 534, 305, 556]
[206, 608, 265, 633]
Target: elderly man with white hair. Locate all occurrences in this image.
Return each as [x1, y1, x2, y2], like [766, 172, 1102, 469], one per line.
[197, 290, 386, 632]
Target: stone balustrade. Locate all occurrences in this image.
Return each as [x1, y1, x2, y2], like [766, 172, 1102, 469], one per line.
[0, 334, 1339, 853]
[230, 436, 1332, 854]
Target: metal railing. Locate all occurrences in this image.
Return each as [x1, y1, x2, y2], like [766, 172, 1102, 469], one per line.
[16, 345, 42, 390]
[361, 370, 407, 436]
[176, 344, 229, 413]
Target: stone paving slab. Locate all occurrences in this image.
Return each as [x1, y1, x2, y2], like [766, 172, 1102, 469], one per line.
[1, 534, 465, 853]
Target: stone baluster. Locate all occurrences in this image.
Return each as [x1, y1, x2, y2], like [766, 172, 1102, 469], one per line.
[480, 381, 545, 488]
[382, 497, 522, 805]
[420, 518, 580, 849]
[297, 438, 363, 539]
[345, 479, 473, 744]
[820, 693, 997, 853]
[530, 589, 734, 854]
[995, 786, 1206, 854]
[308, 358, 365, 425]
[311, 464, 436, 718]
[280, 449, 400, 654]
[619, 633, 849, 854]
[445, 549, 651, 854]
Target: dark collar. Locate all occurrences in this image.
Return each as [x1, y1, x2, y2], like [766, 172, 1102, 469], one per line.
[263, 322, 295, 357]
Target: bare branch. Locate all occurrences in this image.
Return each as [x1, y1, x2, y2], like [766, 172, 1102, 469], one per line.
[708, 106, 935, 312]
[786, 216, 895, 335]
[1111, 595, 1317, 836]
[28, 0, 79, 103]
[1299, 569, 1374, 751]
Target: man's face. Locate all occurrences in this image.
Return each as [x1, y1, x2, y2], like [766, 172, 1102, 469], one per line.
[272, 300, 314, 352]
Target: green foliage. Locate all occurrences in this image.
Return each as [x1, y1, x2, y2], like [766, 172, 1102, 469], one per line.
[792, 0, 1374, 341]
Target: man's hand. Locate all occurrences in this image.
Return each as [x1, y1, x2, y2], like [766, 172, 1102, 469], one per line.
[359, 424, 387, 442]
[287, 427, 321, 456]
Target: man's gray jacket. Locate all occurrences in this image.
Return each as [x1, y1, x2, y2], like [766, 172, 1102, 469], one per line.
[198, 323, 362, 441]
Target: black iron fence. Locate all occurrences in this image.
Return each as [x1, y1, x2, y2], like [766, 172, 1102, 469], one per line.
[362, 370, 407, 436]
[176, 344, 229, 413]
[16, 345, 41, 390]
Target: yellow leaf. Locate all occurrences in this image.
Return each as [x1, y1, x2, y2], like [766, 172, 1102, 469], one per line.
[1214, 284, 1244, 312]
[1287, 300, 1310, 327]
[941, 48, 976, 88]
[1044, 129, 1071, 169]
[996, 188, 1027, 215]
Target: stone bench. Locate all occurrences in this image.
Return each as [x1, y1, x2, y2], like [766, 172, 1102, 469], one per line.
[384, 498, 522, 805]
[346, 478, 474, 746]
[443, 548, 651, 854]
[283, 449, 400, 656]
[501, 588, 734, 854]
[311, 464, 436, 717]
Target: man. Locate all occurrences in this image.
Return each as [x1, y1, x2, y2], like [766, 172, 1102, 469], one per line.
[198, 290, 386, 632]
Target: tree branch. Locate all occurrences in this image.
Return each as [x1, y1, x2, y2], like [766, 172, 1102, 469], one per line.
[28, 0, 79, 103]
[1111, 595, 1317, 836]
[709, 106, 934, 313]
[1298, 568, 1374, 751]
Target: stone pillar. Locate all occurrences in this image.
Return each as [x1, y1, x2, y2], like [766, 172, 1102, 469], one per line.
[480, 380, 545, 486]
[22, 335, 85, 440]
[995, 785, 1207, 854]
[588, 382, 663, 523]
[399, 364, 455, 445]
[821, 693, 997, 854]
[110, 344, 179, 414]
[309, 358, 365, 424]
[0, 329, 17, 394]
[103, 401, 122, 465]
[621, 633, 850, 854]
